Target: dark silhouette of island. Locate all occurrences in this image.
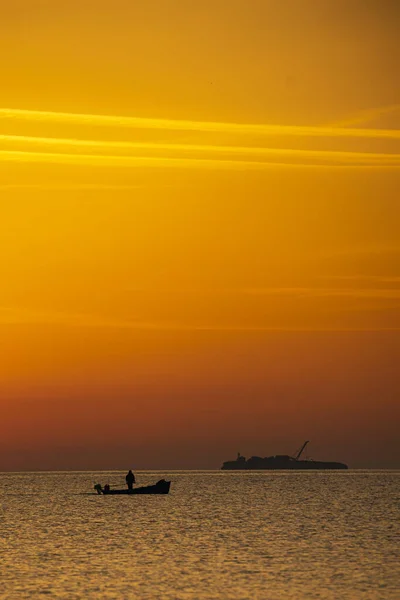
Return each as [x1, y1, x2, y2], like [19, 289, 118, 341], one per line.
[221, 441, 348, 470]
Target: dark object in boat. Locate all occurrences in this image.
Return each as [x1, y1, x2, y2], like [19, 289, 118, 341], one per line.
[221, 441, 348, 470]
[94, 479, 171, 495]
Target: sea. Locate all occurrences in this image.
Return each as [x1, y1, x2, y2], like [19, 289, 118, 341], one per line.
[1, 471, 399, 599]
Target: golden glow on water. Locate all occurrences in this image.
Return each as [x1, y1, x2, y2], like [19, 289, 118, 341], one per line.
[1, 472, 399, 599]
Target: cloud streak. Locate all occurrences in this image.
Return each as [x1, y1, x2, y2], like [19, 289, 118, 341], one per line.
[1, 107, 400, 139]
[2, 277, 399, 334]
[1, 134, 399, 165]
[2, 149, 400, 170]
[0, 183, 183, 191]
[329, 103, 400, 128]
[122, 286, 400, 299]
[0, 305, 398, 333]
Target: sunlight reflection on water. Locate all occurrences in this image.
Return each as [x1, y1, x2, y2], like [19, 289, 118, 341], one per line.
[0, 471, 399, 599]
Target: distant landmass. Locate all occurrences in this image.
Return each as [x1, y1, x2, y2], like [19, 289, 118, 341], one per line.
[221, 441, 348, 470]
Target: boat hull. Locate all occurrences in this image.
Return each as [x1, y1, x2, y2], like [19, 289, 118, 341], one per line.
[99, 480, 171, 495]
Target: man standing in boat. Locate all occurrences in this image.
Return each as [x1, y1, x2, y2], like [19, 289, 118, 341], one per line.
[126, 469, 136, 491]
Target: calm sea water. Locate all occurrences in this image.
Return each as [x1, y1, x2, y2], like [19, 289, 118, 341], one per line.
[0, 471, 399, 599]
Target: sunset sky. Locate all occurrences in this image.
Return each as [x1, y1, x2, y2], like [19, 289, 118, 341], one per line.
[1, 0, 399, 470]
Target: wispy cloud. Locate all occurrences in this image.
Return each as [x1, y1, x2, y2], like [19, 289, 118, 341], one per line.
[1, 134, 399, 165]
[0, 149, 305, 170]
[1, 305, 398, 333]
[320, 275, 400, 284]
[1, 107, 399, 139]
[0, 306, 161, 329]
[329, 103, 400, 128]
[323, 245, 400, 260]
[0, 183, 183, 191]
[2, 107, 399, 175]
[2, 277, 399, 333]
[121, 286, 400, 299]
[2, 150, 399, 170]
[238, 287, 400, 299]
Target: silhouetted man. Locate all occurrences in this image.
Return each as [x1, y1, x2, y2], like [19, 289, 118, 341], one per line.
[126, 469, 135, 490]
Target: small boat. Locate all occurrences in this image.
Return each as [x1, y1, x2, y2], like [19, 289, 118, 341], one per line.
[94, 479, 171, 495]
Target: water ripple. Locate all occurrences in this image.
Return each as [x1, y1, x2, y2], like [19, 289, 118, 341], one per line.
[1, 471, 399, 599]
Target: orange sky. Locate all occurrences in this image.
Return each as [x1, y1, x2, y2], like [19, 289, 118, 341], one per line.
[0, 1, 399, 470]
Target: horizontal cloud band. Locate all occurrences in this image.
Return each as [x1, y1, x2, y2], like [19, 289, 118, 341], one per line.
[1, 107, 400, 139]
[1, 134, 399, 165]
[2, 149, 400, 169]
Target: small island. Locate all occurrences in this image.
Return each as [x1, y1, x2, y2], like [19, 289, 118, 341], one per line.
[221, 441, 348, 470]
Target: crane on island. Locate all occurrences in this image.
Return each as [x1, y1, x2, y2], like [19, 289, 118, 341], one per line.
[293, 440, 309, 461]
